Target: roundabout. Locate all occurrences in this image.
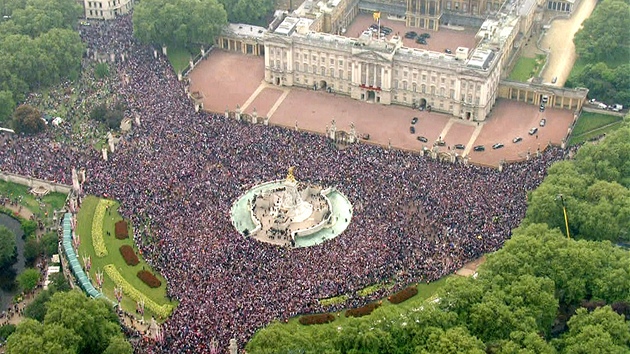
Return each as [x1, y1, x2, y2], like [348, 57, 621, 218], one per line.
[230, 167, 353, 248]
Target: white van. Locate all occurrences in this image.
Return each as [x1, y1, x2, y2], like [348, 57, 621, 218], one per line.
[598, 103, 608, 110]
[611, 104, 623, 112]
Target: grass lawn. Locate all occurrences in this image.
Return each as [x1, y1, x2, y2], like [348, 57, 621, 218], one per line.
[0, 180, 67, 220]
[509, 57, 538, 82]
[77, 195, 177, 322]
[167, 46, 194, 73]
[568, 112, 623, 145]
[252, 276, 451, 341]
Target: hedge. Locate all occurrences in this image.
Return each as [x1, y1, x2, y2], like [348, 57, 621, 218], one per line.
[119, 245, 139, 266]
[115, 220, 129, 239]
[137, 270, 161, 288]
[299, 313, 336, 325]
[104, 264, 173, 318]
[92, 200, 114, 257]
[345, 301, 381, 318]
[388, 286, 418, 304]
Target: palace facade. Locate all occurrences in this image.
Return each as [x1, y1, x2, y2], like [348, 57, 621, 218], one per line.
[262, 1, 520, 121]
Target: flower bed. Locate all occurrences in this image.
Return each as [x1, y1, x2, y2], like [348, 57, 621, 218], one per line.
[119, 245, 139, 266]
[137, 270, 161, 288]
[388, 286, 418, 304]
[115, 220, 129, 239]
[92, 200, 114, 257]
[104, 264, 173, 318]
[345, 301, 381, 318]
[299, 313, 335, 325]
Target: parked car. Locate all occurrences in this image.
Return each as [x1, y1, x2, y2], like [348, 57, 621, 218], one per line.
[445, 48, 452, 54]
[454, 144, 465, 150]
[551, 76, 558, 84]
[598, 103, 608, 110]
[610, 104, 623, 112]
[492, 143, 504, 149]
[405, 31, 417, 39]
[513, 137, 522, 143]
[360, 133, 370, 140]
[411, 117, 418, 125]
[539, 104, 545, 112]
[539, 118, 546, 127]
[473, 145, 485, 151]
[415, 37, 427, 45]
[435, 140, 446, 146]
[419, 33, 430, 38]
[369, 24, 379, 30]
[417, 136, 428, 143]
[529, 127, 538, 135]
[380, 26, 393, 35]
[410, 126, 415, 134]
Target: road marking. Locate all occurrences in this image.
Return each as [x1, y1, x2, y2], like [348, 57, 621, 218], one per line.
[267, 89, 290, 119]
[462, 123, 484, 156]
[240, 81, 268, 112]
[437, 119, 455, 141]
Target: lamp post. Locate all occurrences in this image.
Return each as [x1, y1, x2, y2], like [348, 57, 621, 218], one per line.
[557, 194, 570, 239]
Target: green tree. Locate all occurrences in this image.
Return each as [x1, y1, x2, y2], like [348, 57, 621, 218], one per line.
[4, 319, 80, 354]
[12, 104, 45, 135]
[133, 0, 227, 48]
[494, 331, 557, 354]
[573, 0, 630, 63]
[102, 336, 133, 354]
[0, 324, 16, 341]
[49, 272, 70, 292]
[228, 0, 274, 25]
[41, 231, 59, 257]
[556, 306, 630, 354]
[421, 327, 486, 354]
[36, 28, 85, 81]
[23, 234, 42, 265]
[44, 290, 122, 354]
[17, 268, 40, 293]
[0, 90, 16, 125]
[0, 225, 17, 269]
[24, 289, 53, 322]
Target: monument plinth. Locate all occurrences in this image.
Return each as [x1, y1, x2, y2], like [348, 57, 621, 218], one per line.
[230, 168, 352, 248]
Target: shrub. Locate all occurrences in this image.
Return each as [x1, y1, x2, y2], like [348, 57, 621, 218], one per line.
[299, 313, 335, 325]
[388, 286, 418, 304]
[137, 270, 161, 288]
[345, 302, 381, 318]
[115, 220, 129, 239]
[119, 245, 139, 266]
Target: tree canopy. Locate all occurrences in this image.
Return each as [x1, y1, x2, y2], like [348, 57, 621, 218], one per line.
[524, 121, 630, 241]
[12, 104, 46, 135]
[0, 0, 84, 106]
[17, 268, 41, 293]
[6, 290, 131, 354]
[133, 0, 227, 49]
[217, 0, 275, 26]
[568, 0, 630, 107]
[0, 225, 17, 269]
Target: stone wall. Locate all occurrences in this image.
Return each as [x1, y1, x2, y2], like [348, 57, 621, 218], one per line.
[0, 171, 72, 194]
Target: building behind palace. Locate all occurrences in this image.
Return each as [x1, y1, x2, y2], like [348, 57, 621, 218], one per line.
[83, 0, 134, 20]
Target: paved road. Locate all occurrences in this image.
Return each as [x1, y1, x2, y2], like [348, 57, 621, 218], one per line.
[540, 0, 597, 86]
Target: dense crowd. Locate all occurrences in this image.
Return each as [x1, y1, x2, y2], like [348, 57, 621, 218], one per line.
[0, 15, 569, 352]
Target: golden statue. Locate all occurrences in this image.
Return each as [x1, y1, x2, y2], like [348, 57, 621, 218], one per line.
[286, 166, 297, 184]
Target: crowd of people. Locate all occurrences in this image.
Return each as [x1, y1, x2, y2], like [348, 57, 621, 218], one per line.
[0, 15, 570, 352]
